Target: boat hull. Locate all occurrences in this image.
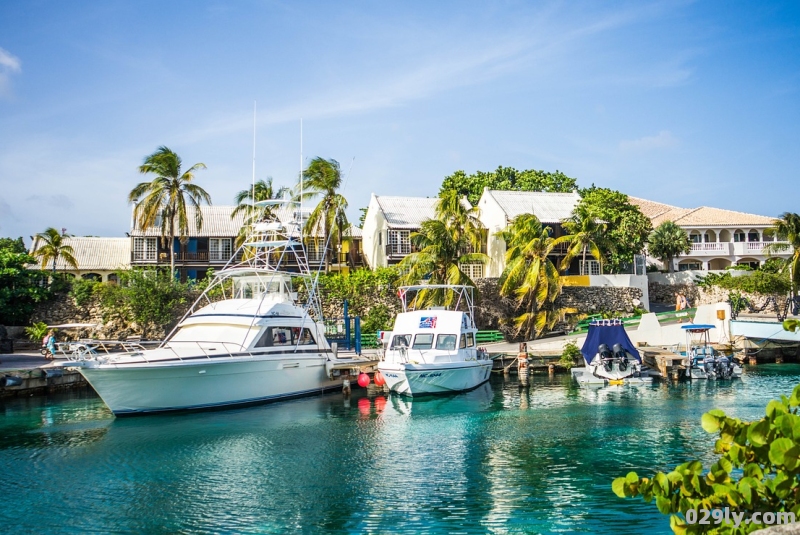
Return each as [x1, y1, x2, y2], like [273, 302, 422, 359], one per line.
[571, 365, 654, 385]
[378, 361, 493, 396]
[76, 354, 339, 415]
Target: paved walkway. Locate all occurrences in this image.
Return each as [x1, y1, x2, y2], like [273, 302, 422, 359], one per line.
[0, 352, 56, 371]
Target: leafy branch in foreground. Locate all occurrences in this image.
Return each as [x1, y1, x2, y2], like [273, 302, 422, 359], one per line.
[613, 384, 800, 534]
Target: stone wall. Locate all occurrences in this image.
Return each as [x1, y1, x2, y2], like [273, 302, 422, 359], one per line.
[649, 281, 783, 312]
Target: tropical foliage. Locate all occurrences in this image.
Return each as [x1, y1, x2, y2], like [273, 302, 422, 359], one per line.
[440, 166, 578, 205]
[0, 240, 51, 325]
[614, 384, 800, 534]
[648, 221, 692, 273]
[497, 214, 562, 340]
[696, 271, 791, 296]
[128, 146, 211, 278]
[302, 157, 349, 268]
[577, 187, 652, 273]
[32, 227, 78, 273]
[764, 212, 800, 297]
[558, 203, 606, 274]
[231, 178, 292, 248]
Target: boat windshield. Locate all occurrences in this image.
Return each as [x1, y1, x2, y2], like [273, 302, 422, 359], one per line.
[413, 333, 433, 350]
[169, 323, 259, 349]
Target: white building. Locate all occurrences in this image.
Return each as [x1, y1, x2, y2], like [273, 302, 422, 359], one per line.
[629, 198, 790, 271]
[29, 237, 131, 282]
[476, 188, 582, 277]
[361, 194, 440, 269]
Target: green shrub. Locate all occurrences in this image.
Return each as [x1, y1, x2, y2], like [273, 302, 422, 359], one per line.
[24, 321, 49, 342]
[696, 271, 790, 295]
[70, 278, 100, 307]
[361, 303, 393, 335]
[559, 340, 581, 369]
[614, 384, 800, 533]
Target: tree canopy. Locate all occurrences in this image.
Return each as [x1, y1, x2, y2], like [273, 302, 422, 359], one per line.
[576, 186, 652, 273]
[32, 227, 78, 273]
[649, 221, 691, 273]
[0, 240, 50, 325]
[440, 166, 578, 205]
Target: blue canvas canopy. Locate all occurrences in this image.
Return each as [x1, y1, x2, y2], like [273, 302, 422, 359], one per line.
[580, 323, 641, 364]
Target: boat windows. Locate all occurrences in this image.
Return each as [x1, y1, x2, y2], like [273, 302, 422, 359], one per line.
[390, 335, 411, 349]
[459, 334, 467, 349]
[254, 327, 316, 347]
[466, 332, 475, 347]
[435, 334, 457, 351]
[412, 333, 433, 350]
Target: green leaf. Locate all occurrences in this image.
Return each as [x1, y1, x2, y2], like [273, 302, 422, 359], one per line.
[747, 420, 771, 447]
[654, 472, 670, 495]
[767, 399, 788, 418]
[702, 412, 722, 433]
[655, 495, 672, 514]
[625, 471, 639, 484]
[612, 478, 627, 498]
[769, 437, 794, 465]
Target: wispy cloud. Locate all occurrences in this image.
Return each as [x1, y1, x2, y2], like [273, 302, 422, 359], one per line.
[0, 47, 21, 99]
[620, 130, 679, 152]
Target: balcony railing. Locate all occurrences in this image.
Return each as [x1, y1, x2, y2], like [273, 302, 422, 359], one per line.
[689, 242, 730, 254]
[386, 243, 413, 256]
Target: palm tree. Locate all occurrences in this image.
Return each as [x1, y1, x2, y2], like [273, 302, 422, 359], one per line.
[648, 221, 691, 273]
[128, 146, 211, 278]
[302, 157, 349, 269]
[33, 227, 78, 274]
[765, 212, 800, 297]
[398, 218, 487, 308]
[436, 189, 484, 253]
[231, 178, 292, 248]
[557, 204, 606, 274]
[497, 214, 562, 340]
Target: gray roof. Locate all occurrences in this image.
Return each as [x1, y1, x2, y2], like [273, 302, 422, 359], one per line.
[374, 196, 440, 229]
[484, 190, 580, 223]
[30, 237, 130, 271]
[131, 205, 247, 237]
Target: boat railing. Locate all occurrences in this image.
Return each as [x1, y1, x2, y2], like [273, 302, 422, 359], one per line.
[130, 340, 251, 363]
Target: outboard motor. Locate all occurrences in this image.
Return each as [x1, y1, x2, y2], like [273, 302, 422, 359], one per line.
[599, 344, 613, 372]
[716, 356, 732, 380]
[704, 356, 716, 379]
[612, 343, 628, 372]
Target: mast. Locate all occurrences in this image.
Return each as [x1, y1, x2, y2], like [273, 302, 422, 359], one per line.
[252, 101, 257, 209]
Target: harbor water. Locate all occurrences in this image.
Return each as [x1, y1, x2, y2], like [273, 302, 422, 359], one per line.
[2, 365, 799, 534]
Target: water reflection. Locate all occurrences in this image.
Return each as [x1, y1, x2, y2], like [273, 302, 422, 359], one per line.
[1, 367, 799, 534]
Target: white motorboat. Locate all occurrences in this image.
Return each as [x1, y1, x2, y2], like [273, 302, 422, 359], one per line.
[377, 285, 493, 396]
[683, 324, 742, 380]
[58, 201, 364, 415]
[571, 320, 653, 385]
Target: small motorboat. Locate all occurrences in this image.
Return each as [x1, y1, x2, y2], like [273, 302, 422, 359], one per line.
[571, 320, 654, 385]
[377, 285, 493, 396]
[683, 324, 742, 380]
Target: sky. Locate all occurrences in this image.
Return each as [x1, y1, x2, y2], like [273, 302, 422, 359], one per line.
[0, 0, 798, 244]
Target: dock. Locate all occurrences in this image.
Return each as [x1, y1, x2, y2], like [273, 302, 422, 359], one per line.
[640, 346, 687, 379]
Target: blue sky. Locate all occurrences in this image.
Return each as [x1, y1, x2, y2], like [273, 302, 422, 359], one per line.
[0, 1, 798, 243]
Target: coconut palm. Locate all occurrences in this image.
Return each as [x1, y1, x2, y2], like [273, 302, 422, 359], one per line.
[764, 212, 800, 297]
[498, 214, 562, 340]
[128, 146, 211, 278]
[231, 178, 292, 248]
[648, 221, 691, 273]
[398, 218, 487, 308]
[32, 227, 78, 273]
[557, 204, 607, 274]
[436, 189, 484, 253]
[302, 157, 349, 268]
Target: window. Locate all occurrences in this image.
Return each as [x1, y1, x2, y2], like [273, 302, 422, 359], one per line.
[748, 231, 760, 242]
[133, 237, 157, 261]
[391, 335, 411, 349]
[413, 333, 433, 350]
[255, 327, 315, 348]
[306, 240, 325, 262]
[459, 334, 467, 349]
[435, 334, 457, 351]
[679, 262, 702, 271]
[460, 263, 484, 279]
[466, 333, 475, 347]
[388, 230, 411, 255]
[733, 231, 746, 242]
[209, 238, 232, 261]
[689, 233, 701, 243]
[579, 260, 600, 275]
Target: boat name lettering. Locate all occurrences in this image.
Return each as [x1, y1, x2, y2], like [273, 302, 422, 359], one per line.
[418, 372, 442, 378]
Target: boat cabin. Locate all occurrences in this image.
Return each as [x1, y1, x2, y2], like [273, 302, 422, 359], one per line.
[384, 309, 479, 364]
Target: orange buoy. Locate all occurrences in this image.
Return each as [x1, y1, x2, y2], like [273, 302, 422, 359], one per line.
[358, 397, 371, 415]
[373, 370, 386, 386]
[357, 372, 370, 388]
[374, 396, 386, 412]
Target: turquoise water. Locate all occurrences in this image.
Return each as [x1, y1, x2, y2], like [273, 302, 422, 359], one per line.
[2, 366, 800, 534]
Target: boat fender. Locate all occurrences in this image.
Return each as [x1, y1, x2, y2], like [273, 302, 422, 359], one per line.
[1, 375, 23, 387]
[373, 371, 386, 387]
[357, 372, 370, 388]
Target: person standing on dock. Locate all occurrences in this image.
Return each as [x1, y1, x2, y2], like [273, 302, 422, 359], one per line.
[675, 293, 687, 323]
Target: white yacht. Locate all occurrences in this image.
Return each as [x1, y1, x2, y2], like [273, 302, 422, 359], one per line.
[571, 320, 653, 385]
[59, 201, 363, 415]
[377, 285, 493, 395]
[683, 324, 742, 380]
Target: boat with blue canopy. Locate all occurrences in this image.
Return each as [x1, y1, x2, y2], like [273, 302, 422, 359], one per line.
[571, 320, 654, 385]
[682, 324, 742, 380]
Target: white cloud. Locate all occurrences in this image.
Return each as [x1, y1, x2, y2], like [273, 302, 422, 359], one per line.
[619, 130, 679, 152]
[0, 47, 22, 99]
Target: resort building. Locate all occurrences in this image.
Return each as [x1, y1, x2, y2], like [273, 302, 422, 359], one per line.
[629, 198, 790, 271]
[361, 194, 439, 269]
[476, 188, 582, 277]
[28, 236, 131, 282]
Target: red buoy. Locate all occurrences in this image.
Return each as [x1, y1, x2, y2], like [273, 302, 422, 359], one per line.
[374, 396, 386, 412]
[358, 397, 371, 415]
[357, 372, 370, 388]
[373, 370, 386, 386]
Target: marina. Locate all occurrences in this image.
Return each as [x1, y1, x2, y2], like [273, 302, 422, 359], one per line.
[2, 365, 800, 534]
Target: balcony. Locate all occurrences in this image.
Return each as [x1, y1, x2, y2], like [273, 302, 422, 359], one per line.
[734, 241, 790, 256]
[688, 242, 732, 255]
[386, 243, 414, 257]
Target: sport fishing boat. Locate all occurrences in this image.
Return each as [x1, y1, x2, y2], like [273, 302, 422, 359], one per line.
[58, 200, 363, 415]
[571, 320, 653, 385]
[683, 324, 742, 380]
[377, 285, 493, 395]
